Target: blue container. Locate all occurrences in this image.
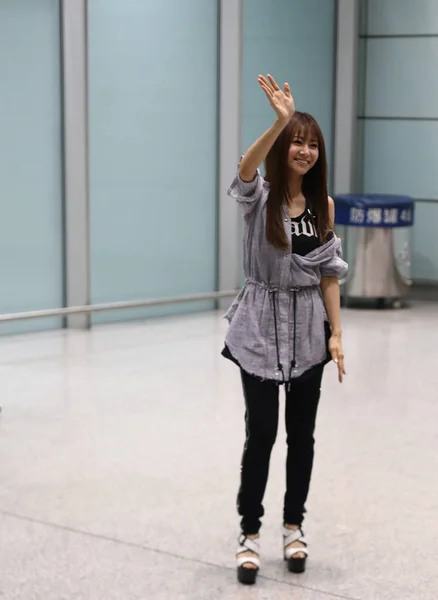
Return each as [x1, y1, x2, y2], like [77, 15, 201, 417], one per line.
[333, 194, 415, 304]
[334, 194, 415, 228]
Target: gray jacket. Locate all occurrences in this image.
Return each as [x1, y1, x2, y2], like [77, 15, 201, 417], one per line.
[224, 167, 348, 382]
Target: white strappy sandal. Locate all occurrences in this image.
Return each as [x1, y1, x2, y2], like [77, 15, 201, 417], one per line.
[283, 526, 308, 573]
[236, 534, 260, 585]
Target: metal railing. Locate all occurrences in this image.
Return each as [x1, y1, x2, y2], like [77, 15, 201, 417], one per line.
[0, 290, 240, 323]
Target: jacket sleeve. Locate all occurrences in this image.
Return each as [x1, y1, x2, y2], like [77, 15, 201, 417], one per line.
[227, 159, 266, 216]
[320, 235, 348, 279]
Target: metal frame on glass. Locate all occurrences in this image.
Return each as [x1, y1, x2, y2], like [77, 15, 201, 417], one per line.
[333, 0, 360, 196]
[217, 0, 243, 310]
[61, 0, 91, 329]
[332, 0, 360, 299]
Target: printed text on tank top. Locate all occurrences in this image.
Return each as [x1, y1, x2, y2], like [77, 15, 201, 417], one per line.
[289, 208, 320, 257]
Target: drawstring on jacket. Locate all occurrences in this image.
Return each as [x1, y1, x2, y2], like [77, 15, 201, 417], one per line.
[269, 287, 285, 384]
[287, 288, 298, 390]
[270, 286, 300, 389]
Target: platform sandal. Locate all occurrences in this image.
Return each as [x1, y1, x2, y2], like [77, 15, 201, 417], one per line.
[236, 534, 260, 585]
[283, 526, 308, 573]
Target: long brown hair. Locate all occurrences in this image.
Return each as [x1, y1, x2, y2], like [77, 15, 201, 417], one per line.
[265, 111, 330, 250]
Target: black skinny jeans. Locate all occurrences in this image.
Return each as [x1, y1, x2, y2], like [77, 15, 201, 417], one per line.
[237, 366, 324, 535]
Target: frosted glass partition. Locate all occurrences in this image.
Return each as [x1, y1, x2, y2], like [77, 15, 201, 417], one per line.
[359, 0, 438, 282]
[0, 0, 64, 335]
[88, 0, 219, 324]
[362, 121, 438, 199]
[365, 39, 438, 118]
[412, 202, 438, 282]
[366, 0, 438, 36]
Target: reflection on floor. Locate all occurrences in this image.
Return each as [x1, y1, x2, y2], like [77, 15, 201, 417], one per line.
[1, 302, 437, 599]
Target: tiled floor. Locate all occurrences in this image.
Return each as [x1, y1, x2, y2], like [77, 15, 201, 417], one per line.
[1, 302, 437, 599]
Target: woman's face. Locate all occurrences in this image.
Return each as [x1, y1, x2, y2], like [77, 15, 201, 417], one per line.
[287, 127, 319, 176]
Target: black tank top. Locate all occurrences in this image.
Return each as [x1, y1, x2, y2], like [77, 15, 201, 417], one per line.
[290, 208, 320, 256]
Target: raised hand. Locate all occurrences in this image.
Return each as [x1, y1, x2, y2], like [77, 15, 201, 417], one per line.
[258, 74, 295, 124]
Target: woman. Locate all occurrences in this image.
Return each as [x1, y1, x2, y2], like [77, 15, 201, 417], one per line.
[222, 74, 348, 585]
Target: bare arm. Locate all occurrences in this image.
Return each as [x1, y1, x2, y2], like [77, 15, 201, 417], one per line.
[320, 197, 345, 382]
[239, 74, 295, 182]
[240, 120, 288, 182]
[321, 275, 341, 336]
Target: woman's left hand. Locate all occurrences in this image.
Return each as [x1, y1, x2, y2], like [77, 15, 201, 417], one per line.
[329, 335, 346, 383]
